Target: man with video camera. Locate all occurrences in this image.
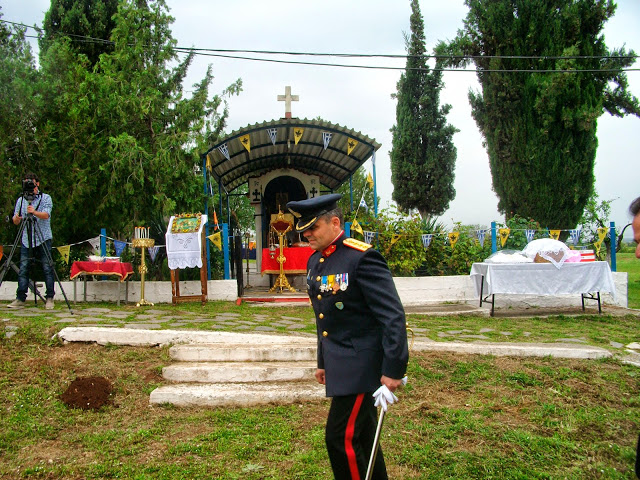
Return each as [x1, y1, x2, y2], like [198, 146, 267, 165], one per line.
[7, 172, 55, 309]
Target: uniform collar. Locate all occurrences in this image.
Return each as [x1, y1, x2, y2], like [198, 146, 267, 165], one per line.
[321, 230, 345, 257]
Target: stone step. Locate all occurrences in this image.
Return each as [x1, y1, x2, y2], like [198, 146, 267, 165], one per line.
[150, 382, 326, 407]
[169, 343, 316, 362]
[162, 361, 317, 384]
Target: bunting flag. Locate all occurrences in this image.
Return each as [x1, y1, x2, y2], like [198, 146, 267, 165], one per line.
[0, 245, 3, 263]
[448, 231, 460, 249]
[351, 219, 364, 235]
[148, 246, 159, 263]
[347, 138, 358, 155]
[364, 231, 375, 244]
[525, 229, 536, 243]
[549, 229, 561, 241]
[390, 234, 401, 246]
[366, 171, 374, 189]
[476, 229, 486, 247]
[322, 132, 332, 150]
[498, 228, 510, 247]
[597, 227, 608, 242]
[267, 127, 277, 145]
[114, 239, 127, 257]
[213, 210, 219, 231]
[359, 197, 368, 211]
[208, 232, 222, 251]
[217, 143, 230, 160]
[56, 245, 71, 264]
[239, 134, 251, 152]
[206, 153, 212, 172]
[421, 234, 433, 249]
[87, 236, 101, 253]
[569, 229, 581, 246]
[594, 240, 603, 257]
[293, 128, 304, 145]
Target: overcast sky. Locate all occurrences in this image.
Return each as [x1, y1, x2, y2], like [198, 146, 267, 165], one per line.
[3, 0, 639, 238]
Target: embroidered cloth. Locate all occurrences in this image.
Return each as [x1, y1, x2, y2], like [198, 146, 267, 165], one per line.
[165, 214, 207, 270]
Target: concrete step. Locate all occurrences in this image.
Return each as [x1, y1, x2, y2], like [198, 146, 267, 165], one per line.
[150, 382, 326, 407]
[169, 343, 316, 362]
[162, 361, 317, 384]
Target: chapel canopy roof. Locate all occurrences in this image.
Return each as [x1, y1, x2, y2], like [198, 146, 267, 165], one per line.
[202, 118, 381, 193]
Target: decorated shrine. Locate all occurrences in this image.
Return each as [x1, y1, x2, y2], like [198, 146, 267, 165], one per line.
[200, 87, 381, 285]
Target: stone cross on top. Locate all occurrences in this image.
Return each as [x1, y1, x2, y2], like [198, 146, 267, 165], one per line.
[277, 86, 299, 119]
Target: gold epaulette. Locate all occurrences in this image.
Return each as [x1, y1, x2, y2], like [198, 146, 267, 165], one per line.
[343, 238, 372, 252]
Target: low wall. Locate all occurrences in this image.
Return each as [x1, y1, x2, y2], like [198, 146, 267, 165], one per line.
[0, 273, 628, 308]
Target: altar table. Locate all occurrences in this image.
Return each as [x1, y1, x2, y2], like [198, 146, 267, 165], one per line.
[70, 261, 134, 306]
[261, 246, 314, 275]
[469, 261, 615, 316]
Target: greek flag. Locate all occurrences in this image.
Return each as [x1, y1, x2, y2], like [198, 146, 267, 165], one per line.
[476, 229, 486, 248]
[525, 229, 536, 243]
[569, 229, 581, 246]
[421, 234, 433, 249]
[114, 239, 127, 257]
[322, 132, 332, 150]
[359, 197, 368, 211]
[364, 231, 375, 244]
[267, 128, 277, 146]
[217, 143, 230, 161]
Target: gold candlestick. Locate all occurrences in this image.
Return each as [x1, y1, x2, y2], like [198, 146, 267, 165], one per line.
[132, 237, 155, 306]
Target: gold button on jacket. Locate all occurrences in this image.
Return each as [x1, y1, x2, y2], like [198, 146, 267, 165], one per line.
[322, 331, 328, 337]
[319, 313, 324, 319]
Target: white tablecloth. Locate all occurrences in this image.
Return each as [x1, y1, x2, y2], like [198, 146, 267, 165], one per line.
[470, 261, 615, 298]
[165, 215, 207, 270]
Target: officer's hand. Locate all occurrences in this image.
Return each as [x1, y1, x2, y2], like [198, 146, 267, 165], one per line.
[380, 375, 404, 392]
[315, 369, 326, 385]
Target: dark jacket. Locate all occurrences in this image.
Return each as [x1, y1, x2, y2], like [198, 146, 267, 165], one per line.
[307, 233, 409, 397]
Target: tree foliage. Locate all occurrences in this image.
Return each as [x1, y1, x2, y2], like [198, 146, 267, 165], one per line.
[336, 165, 377, 216]
[390, 0, 458, 221]
[438, 0, 639, 229]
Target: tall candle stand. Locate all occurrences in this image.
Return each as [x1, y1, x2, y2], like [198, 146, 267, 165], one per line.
[132, 227, 155, 307]
[269, 211, 296, 294]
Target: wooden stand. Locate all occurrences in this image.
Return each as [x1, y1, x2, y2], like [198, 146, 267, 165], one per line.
[170, 229, 208, 305]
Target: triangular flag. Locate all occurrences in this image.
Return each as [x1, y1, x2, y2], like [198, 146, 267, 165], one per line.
[114, 239, 127, 257]
[148, 246, 159, 262]
[549, 229, 561, 241]
[366, 172, 374, 189]
[217, 143, 230, 160]
[213, 210, 219, 231]
[476, 229, 486, 248]
[56, 245, 71, 264]
[322, 132, 332, 150]
[267, 127, 277, 145]
[239, 134, 251, 152]
[364, 231, 375, 244]
[597, 227, 608, 242]
[390, 234, 401, 246]
[359, 197, 368, 211]
[525, 229, 536, 243]
[206, 153, 212, 172]
[0, 245, 3, 262]
[293, 128, 304, 145]
[351, 219, 363, 235]
[569, 229, 581, 246]
[594, 240, 603, 256]
[87, 236, 101, 253]
[448, 231, 460, 249]
[421, 234, 433, 249]
[208, 232, 222, 251]
[347, 138, 358, 155]
[498, 228, 510, 247]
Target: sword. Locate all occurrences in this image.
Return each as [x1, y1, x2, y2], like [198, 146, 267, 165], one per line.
[365, 407, 386, 480]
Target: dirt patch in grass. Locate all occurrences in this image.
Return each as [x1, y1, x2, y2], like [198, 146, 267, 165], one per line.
[60, 376, 113, 410]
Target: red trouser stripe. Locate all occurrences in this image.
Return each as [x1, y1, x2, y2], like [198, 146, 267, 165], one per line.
[345, 393, 365, 480]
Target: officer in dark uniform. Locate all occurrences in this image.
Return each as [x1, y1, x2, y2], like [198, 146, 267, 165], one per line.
[287, 193, 409, 480]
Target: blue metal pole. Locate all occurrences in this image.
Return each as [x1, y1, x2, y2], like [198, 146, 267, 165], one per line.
[100, 228, 106, 256]
[609, 221, 616, 272]
[491, 221, 497, 254]
[203, 155, 211, 280]
[372, 150, 378, 218]
[222, 223, 230, 280]
[345, 221, 351, 238]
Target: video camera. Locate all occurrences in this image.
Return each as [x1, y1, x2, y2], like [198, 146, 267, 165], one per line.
[22, 179, 38, 202]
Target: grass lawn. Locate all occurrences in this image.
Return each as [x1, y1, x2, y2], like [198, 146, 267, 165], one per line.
[617, 252, 640, 309]
[0, 303, 639, 479]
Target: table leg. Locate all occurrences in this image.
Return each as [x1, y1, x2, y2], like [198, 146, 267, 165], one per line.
[479, 276, 484, 307]
[83, 276, 87, 303]
[125, 278, 129, 305]
[73, 278, 77, 305]
[117, 279, 121, 307]
[597, 292, 601, 313]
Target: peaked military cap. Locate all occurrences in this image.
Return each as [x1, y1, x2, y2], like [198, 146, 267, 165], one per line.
[286, 193, 343, 233]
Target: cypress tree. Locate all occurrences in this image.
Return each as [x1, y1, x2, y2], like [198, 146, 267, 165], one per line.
[390, 0, 458, 220]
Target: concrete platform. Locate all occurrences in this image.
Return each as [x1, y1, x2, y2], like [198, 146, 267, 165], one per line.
[170, 343, 316, 362]
[150, 382, 326, 407]
[162, 361, 317, 383]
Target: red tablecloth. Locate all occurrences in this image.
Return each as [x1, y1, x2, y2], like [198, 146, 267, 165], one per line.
[261, 247, 313, 274]
[70, 261, 134, 281]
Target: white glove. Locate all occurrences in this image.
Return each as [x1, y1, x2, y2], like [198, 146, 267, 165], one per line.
[372, 377, 408, 412]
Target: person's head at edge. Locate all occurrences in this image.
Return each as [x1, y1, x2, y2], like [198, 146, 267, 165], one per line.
[630, 196, 640, 259]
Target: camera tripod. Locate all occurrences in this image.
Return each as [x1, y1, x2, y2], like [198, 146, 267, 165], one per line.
[0, 202, 72, 313]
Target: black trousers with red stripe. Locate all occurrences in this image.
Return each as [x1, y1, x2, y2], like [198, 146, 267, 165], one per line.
[325, 393, 388, 480]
